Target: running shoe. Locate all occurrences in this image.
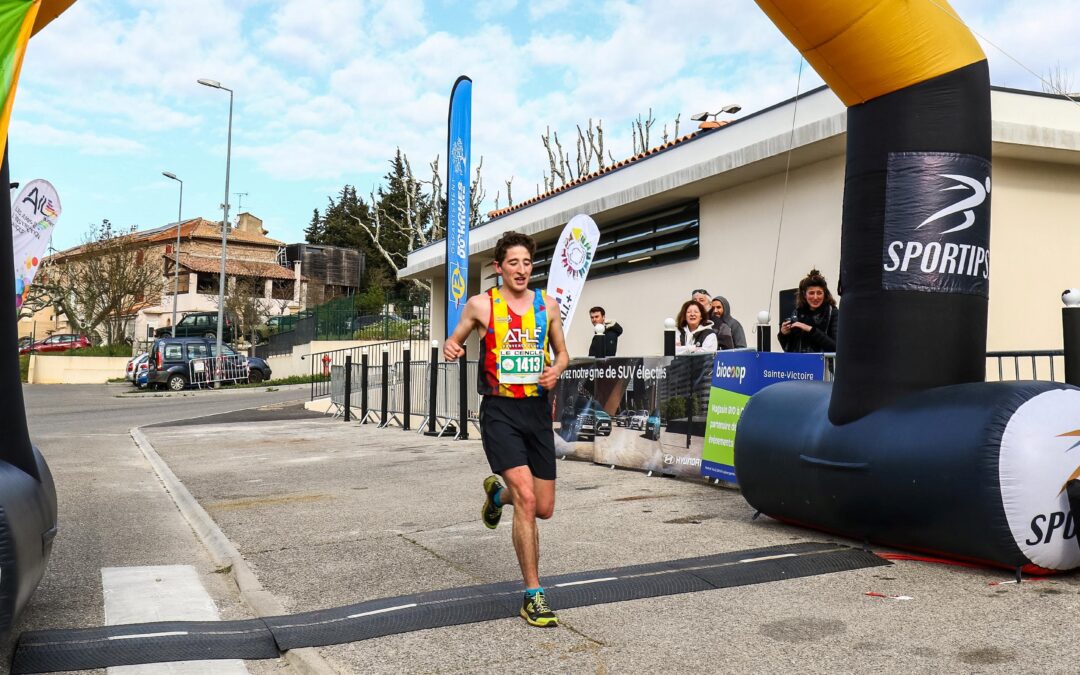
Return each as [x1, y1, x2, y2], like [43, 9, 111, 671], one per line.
[482, 474, 503, 529]
[520, 591, 558, 627]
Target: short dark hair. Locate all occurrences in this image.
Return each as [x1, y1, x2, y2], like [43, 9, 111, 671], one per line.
[493, 231, 536, 264]
[589, 306, 605, 316]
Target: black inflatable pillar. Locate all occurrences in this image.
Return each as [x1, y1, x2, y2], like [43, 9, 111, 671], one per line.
[829, 62, 992, 424]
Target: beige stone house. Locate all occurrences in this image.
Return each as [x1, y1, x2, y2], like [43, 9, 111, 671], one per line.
[20, 212, 306, 344]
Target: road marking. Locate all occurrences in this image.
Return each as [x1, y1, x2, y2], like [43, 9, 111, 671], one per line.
[108, 631, 189, 641]
[102, 565, 248, 675]
[554, 577, 619, 587]
[347, 603, 418, 619]
[737, 553, 800, 564]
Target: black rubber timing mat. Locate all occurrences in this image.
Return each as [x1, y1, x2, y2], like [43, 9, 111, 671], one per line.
[13, 542, 887, 673]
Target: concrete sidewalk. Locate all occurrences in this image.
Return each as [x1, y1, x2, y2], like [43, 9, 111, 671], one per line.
[143, 412, 1080, 674]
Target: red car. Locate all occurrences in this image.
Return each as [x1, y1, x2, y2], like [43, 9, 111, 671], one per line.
[19, 333, 92, 355]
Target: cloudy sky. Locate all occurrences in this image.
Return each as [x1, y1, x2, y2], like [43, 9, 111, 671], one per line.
[10, 0, 1079, 251]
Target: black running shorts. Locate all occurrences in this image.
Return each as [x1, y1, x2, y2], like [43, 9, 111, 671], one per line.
[479, 394, 556, 481]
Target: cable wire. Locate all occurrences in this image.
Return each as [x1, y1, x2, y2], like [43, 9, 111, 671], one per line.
[766, 57, 804, 321]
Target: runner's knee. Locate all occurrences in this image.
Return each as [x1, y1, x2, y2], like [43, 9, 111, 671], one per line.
[536, 501, 554, 520]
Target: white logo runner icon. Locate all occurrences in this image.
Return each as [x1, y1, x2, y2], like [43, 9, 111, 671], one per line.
[915, 173, 990, 235]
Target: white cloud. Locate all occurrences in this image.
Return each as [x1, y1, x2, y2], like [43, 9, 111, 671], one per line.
[529, 0, 571, 21]
[10, 120, 147, 156]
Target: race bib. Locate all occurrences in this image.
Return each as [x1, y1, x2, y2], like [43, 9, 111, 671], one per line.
[498, 349, 544, 384]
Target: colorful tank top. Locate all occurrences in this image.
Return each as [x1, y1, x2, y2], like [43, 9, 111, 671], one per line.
[478, 287, 552, 398]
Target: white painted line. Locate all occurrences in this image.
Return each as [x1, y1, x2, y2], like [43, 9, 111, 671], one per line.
[103, 565, 248, 675]
[347, 603, 418, 619]
[554, 577, 619, 588]
[108, 631, 189, 641]
[737, 553, 800, 564]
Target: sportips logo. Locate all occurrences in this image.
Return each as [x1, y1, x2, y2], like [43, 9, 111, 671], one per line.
[882, 153, 991, 298]
[915, 173, 991, 235]
[559, 227, 592, 279]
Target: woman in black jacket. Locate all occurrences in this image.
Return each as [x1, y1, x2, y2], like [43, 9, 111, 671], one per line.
[778, 269, 838, 353]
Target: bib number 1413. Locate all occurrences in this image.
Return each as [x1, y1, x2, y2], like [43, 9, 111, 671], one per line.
[499, 349, 544, 385]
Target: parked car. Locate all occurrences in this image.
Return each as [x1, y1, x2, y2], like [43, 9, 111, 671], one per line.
[155, 312, 237, 342]
[19, 333, 92, 355]
[254, 315, 290, 341]
[629, 409, 650, 430]
[147, 337, 270, 391]
[644, 412, 662, 440]
[615, 410, 633, 427]
[134, 354, 150, 389]
[126, 352, 148, 384]
[17, 336, 33, 352]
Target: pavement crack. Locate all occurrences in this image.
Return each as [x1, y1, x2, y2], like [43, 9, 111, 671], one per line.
[397, 532, 485, 583]
[560, 620, 606, 647]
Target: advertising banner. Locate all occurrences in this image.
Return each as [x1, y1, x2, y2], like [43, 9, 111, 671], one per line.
[12, 179, 61, 312]
[445, 75, 472, 337]
[546, 214, 600, 337]
[702, 351, 826, 483]
[551, 355, 714, 479]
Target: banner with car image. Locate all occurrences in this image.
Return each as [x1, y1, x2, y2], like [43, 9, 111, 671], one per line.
[552, 355, 717, 479]
[702, 351, 826, 484]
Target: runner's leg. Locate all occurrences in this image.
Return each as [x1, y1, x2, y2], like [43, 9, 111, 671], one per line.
[500, 465, 540, 588]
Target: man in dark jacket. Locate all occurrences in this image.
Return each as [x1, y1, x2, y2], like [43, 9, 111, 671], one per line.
[588, 307, 623, 358]
[710, 296, 747, 349]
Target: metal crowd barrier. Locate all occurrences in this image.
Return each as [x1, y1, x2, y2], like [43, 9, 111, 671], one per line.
[188, 354, 249, 388]
[985, 349, 1065, 383]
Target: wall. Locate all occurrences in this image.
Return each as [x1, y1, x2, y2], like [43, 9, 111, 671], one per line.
[565, 156, 845, 358]
[28, 355, 131, 384]
[266, 339, 435, 379]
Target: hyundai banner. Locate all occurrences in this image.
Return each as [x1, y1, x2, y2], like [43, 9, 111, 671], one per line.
[546, 214, 600, 338]
[701, 351, 826, 483]
[12, 179, 61, 312]
[445, 75, 472, 337]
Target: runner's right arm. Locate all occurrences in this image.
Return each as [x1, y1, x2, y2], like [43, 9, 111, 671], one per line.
[444, 295, 486, 361]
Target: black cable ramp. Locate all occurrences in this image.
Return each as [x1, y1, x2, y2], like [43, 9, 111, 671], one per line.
[13, 542, 888, 673]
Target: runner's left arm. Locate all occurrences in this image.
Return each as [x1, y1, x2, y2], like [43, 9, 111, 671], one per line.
[539, 297, 569, 390]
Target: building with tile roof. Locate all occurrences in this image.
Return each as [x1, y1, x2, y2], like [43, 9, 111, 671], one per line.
[402, 85, 1080, 361]
[20, 212, 307, 344]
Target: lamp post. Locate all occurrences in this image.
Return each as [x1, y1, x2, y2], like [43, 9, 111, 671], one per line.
[197, 78, 233, 363]
[690, 104, 742, 130]
[162, 171, 183, 337]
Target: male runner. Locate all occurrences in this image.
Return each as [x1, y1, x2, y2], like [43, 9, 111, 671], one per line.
[444, 231, 569, 627]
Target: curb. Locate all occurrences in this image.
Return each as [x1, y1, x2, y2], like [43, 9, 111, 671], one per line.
[117, 383, 311, 399]
[131, 427, 338, 675]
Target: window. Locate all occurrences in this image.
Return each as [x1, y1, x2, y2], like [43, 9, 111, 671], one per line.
[164, 343, 183, 360]
[166, 273, 190, 295]
[529, 202, 700, 286]
[196, 273, 219, 294]
[271, 279, 294, 300]
[193, 315, 210, 328]
[210, 344, 237, 356]
[187, 343, 210, 360]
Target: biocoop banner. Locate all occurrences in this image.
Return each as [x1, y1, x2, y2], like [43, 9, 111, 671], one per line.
[702, 351, 825, 483]
[445, 75, 472, 337]
[546, 213, 599, 337]
[12, 179, 61, 311]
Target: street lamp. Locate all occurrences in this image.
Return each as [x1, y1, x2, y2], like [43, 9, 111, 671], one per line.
[198, 77, 233, 364]
[162, 171, 183, 337]
[690, 104, 742, 130]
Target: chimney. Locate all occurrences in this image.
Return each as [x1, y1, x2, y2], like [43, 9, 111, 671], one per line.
[236, 212, 263, 234]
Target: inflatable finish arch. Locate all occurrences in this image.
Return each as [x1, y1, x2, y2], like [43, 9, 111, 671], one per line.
[0, 0, 77, 636]
[737, 0, 1080, 572]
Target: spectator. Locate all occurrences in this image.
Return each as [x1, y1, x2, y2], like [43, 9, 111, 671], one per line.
[588, 306, 623, 358]
[710, 296, 747, 349]
[675, 299, 718, 354]
[779, 268, 839, 353]
[692, 289, 733, 349]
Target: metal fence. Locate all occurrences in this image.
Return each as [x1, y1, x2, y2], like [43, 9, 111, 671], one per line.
[326, 354, 481, 438]
[986, 349, 1065, 382]
[188, 354, 249, 388]
[253, 300, 430, 359]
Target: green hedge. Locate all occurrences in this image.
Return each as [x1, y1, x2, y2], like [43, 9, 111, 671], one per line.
[65, 344, 135, 357]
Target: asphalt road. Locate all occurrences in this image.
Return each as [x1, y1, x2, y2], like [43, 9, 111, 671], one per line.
[3, 383, 311, 673]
